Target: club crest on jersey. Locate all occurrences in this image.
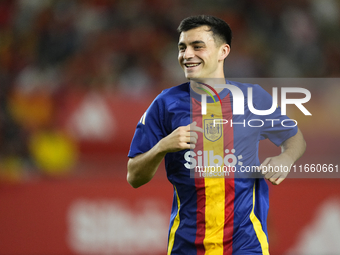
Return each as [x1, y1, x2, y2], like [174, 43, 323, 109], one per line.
[204, 119, 222, 142]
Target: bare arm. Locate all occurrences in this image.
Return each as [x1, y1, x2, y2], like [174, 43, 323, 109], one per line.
[260, 128, 306, 185]
[127, 122, 203, 188]
[280, 128, 306, 163]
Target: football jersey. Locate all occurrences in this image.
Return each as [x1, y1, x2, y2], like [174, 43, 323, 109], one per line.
[128, 80, 298, 255]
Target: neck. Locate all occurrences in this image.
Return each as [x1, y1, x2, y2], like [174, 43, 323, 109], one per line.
[190, 77, 226, 94]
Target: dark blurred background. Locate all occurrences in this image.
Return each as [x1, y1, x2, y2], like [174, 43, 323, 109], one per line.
[0, 0, 339, 255]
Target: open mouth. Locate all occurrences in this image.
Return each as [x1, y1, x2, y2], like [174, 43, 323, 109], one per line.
[184, 63, 201, 68]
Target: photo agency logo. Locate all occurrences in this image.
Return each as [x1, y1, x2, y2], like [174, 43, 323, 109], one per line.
[186, 80, 314, 178]
[199, 82, 312, 128]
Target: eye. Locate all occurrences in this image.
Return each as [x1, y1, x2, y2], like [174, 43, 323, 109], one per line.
[178, 47, 185, 52]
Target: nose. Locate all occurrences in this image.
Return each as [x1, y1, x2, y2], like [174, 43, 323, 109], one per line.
[183, 47, 194, 59]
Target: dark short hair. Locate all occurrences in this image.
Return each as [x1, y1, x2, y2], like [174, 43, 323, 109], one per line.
[177, 15, 232, 47]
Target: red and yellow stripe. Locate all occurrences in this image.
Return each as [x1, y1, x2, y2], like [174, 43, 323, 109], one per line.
[193, 94, 235, 255]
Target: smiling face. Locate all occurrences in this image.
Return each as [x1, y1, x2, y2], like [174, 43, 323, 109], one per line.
[178, 26, 230, 80]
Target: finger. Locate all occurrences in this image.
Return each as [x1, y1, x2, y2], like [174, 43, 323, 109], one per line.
[187, 121, 196, 126]
[185, 136, 197, 144]
[269, 179, 278, 185]
[191, 126, 204, 133]
[264, 170, 276, 180]
[260, 157, 272, 168]
[189, 121, 204, 133]
[262, 164, 272, 175]
[187, 121, 197, 130]
[187, 131, 198, 140]
[274, 177, 285, 185]
[268, 173, 281, 184]
[259, 158, 271, 173]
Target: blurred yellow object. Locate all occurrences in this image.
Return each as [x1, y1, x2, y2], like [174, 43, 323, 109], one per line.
[29, 130, 77, 176]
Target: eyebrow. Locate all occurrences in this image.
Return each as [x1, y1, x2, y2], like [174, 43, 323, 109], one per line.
[178, 40, 206, 47]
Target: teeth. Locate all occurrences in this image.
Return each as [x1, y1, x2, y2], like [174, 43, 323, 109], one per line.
[186, 63, 200, 67]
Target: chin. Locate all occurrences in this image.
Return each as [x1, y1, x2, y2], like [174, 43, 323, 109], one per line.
[185, 72, 199, 80]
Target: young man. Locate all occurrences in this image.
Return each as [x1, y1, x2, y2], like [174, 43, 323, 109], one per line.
[127, 15, 306, 255]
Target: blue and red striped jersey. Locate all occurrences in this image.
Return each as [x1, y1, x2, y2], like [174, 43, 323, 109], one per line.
[128, 81, 297, 255]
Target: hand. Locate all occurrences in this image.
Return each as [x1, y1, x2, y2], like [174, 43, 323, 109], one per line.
[159, 121, 203, 153]
[259, 153, 294, 185]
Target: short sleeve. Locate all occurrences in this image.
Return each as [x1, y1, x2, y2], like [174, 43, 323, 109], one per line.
[128, 97, 167, 158]
[252, 85, 298, 146]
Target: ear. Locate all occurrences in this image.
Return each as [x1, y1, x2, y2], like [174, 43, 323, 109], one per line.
[218, 44, 230, 61]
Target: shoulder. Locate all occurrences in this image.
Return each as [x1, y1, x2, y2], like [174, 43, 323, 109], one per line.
[226, 80, 266, 95]
[152, 82, 190, 107]
[143, 82, 190, 116]
[226, 80, 271, 103]
[142, 82, 190, 132]
[156, 82, 190, 99]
